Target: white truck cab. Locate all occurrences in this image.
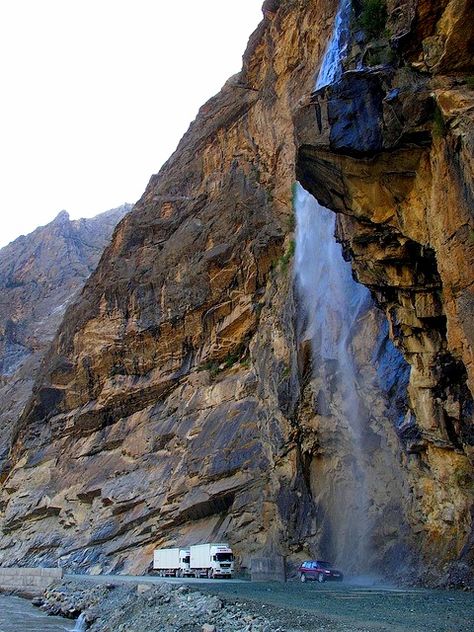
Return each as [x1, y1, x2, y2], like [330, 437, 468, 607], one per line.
[190, 543, 234, 578]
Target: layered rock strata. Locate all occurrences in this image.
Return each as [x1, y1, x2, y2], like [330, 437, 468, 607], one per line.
[296, 0, 474, 577]
[0, 0, 339, 575]
[0, 0, 472, 584]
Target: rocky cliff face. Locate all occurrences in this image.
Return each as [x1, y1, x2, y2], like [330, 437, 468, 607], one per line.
[0, 0, 472, 586]
[296, 0, 474, 581]
[0, 205, 131, 471]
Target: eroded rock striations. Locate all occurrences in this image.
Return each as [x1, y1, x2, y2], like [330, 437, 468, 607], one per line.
[0, 205, 130, 470]
[0, 0, 472, 585]
[296, 0, 474, 580]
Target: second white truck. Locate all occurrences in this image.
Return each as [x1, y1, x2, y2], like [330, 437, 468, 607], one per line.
[190, 543, 234, 578]
[153, 547, 192, 577]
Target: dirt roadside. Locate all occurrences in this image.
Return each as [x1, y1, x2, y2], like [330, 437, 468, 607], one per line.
[33, 576, 473, 632]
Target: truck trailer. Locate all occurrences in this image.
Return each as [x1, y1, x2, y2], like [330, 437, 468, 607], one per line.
[153, 547, 192, 577]
[190, 543, 234, 578]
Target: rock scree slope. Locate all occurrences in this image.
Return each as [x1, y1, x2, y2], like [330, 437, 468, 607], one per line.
[0, 0, 472, 586]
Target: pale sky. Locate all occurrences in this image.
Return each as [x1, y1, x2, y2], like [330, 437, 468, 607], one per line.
[0, 1, 263, 248]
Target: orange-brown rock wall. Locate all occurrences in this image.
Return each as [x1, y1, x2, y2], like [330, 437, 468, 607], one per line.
[0, 0, 339, 575]
[0, 0, 472, 585]
[296, 0, 473, 581]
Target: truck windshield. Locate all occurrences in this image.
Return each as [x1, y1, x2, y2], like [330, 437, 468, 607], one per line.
[216, 553, 233, 562]
[183, 556, 190, 564]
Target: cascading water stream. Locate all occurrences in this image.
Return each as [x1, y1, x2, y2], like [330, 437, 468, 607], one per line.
[294, 185, 373, 569]
[314, 0, 351, 90]
[294, 185, 371, 419]
[295, 0, 376, 571]
[72, 613, 87, 632]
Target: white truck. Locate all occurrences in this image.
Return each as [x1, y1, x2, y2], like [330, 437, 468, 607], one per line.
[190, 543, 234, 578]
[153, 547, 192, 577]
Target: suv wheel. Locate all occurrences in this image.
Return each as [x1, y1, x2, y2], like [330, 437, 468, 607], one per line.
[318, 572, 325, 583]
[300, 573, 306, 583]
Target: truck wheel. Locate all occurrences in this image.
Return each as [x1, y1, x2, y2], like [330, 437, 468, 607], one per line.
[207, 569, 214, 579]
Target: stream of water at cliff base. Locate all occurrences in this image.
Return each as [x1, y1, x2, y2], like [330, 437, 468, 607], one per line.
[0, 595, 74, 632]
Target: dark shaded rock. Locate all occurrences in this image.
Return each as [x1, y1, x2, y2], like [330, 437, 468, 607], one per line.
[327, 70, 386, 155]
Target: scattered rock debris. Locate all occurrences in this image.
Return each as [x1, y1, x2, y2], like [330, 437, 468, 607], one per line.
[36, 580, 290, 632]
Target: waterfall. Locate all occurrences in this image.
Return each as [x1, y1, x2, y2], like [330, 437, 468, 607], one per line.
[294, 184, 374, 569]
[314, 0, 351, 90]
[295, 0, 376, 571]
[294, 185, 371, 386]
[73, 613, 87, 632]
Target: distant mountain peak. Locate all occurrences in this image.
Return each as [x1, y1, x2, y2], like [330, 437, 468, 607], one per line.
[0, 203, 130, 472]
[54, 209, 70, 222]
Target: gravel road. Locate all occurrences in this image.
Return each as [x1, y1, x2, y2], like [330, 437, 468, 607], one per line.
[197, 580, 473, 632]
[63, 574, 473, 631]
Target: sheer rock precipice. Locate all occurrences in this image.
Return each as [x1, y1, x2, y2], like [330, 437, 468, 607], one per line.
[0, 0, 472, 585]
[296, 0, 474, 580]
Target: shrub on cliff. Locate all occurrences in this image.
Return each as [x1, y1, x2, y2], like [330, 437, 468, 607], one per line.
[358, 0, 387, 39]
